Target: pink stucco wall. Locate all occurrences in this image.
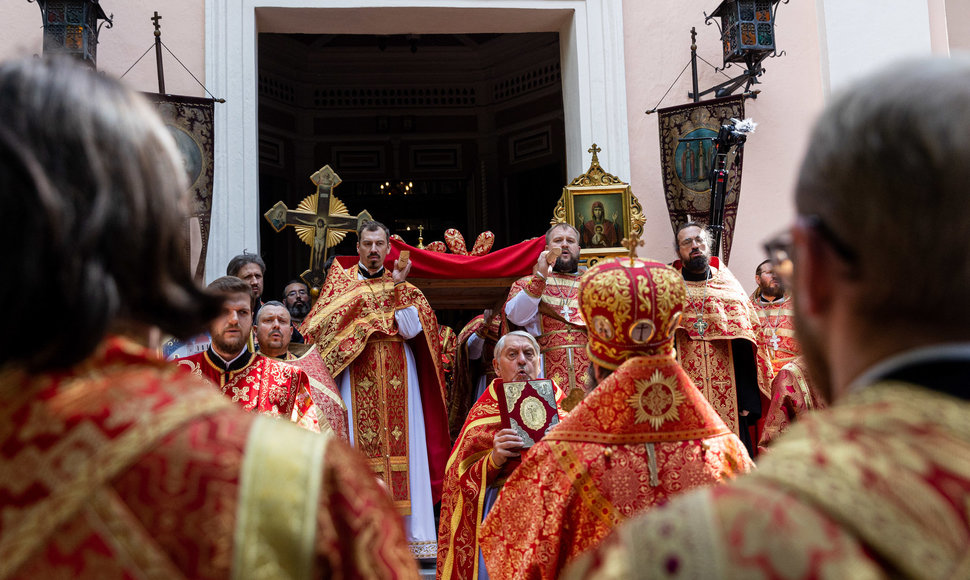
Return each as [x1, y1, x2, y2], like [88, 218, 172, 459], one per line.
[4, 1, 206, 97]
[622, 1, 826, 293]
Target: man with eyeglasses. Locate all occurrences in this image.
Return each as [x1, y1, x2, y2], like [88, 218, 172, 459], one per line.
[670, 222, 772, 457]
[565, 56, 970, 579]
[282, 279, 310, 343]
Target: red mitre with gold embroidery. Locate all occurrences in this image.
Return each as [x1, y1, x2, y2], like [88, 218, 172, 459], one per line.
[579, 258, 686, 369]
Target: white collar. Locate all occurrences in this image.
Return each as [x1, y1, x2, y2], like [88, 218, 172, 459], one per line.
[847, 342, 970, 394]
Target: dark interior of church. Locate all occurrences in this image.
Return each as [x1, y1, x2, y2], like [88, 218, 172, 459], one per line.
[256, 32, 567, 327]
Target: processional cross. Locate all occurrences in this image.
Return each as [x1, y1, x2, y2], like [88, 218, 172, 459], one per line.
[264, 165, 372, 291]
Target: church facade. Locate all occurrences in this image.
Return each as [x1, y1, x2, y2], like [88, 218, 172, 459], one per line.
[4, 0, 965, 295]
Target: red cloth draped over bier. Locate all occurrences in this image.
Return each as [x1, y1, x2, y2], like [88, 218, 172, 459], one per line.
[335, 236, 545, 279]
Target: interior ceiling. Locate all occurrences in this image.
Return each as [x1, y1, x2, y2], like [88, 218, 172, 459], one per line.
[286, 32, 505, 49]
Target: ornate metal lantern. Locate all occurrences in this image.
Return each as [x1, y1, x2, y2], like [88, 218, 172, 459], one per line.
[710, 0, 780, 69]
[31, 0, 113, 67]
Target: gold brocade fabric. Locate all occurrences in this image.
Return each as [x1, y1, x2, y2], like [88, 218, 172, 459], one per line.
[750, 290, 800, 375]
[508, 273, 590, 406]
[350, 337, 412, 514]
[758, 357, 826, 452]
[479, 355, 753, 580]
[299, 262, 451, 509]
[676, 264, 772, 434]
[437, 380, 566, 580]
[0, 336, 419, 580]
[564, 383, 970, 580]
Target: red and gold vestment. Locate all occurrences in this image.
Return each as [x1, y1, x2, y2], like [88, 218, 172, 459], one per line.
[448, 313, 503, 440]
[675, 259, 772, 436]
[300, 262, 450, 514]
[758, 356, 826, 452]
[750, 289, 800, 375]
[479, 354, 753, 580]
[437, 379, 565, 580]
[177, 349, 315, 428]
[0, 336, 418, 579]
[506, 272, 589, 409]
[274, 344, 349, 440]
[565, 382, 970, 579]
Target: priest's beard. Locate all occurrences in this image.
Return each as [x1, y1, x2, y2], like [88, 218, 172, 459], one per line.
[288, 301, 310, 320]
[553, 254, 579, 274]
[684, 255, 709, 274]
[212, 330, 247, 359]
[793, 302, 833, 404]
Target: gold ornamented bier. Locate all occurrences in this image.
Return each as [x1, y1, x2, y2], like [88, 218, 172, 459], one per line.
[498, 379, 560, 449]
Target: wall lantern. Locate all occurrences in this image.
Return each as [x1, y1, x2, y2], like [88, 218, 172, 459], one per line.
[29, 0, 113, 68]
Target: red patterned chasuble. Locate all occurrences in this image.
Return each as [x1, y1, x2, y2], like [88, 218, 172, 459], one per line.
[507, 272, 590, 406]
[750, 289, 800, 375]
[675, 260, 772, 435]
[177, 349, 312, 423]
[437, 379, 566, 580]
[758, 356, 826, 452]
[479, 354, 753, 580]
[274, 346, 349, 440]
[565, 383, 970, 580]
[300, 262, 450, 510]
[0, 336, 419, 579]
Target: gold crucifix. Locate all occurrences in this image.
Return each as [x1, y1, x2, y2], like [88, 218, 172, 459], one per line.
[264, 165, 372, 290]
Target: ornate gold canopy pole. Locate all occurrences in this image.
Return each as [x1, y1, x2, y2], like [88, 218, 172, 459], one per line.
[264, 165, 372, 294]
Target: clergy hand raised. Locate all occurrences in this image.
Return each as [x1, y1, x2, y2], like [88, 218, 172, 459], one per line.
[392, 258, 412, 285]
[534, 248, 559, 280]
[490, 428, 525, 468]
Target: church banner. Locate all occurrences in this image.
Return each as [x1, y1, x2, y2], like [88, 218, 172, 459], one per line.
[657, 95, 744, 264]
[144, 93, 215, 282]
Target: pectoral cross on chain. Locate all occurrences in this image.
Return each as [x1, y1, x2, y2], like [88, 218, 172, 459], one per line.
[768, 331, 781, 353]
[693, 319, 709, 337]
[561, 303, 574, 319]
[264, 165, 372, 289]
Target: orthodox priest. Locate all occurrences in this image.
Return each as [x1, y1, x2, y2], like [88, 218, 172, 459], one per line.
[751, 259, 800, 374]
[0, 56, 416, 579]
[505, 223, 589, 410]
[480, 259, 753, 580]
[437, 331, 565, 580]
[301, 220, 450, 560]
[178, 277, 318, 431]
[564, 56, 970, 580]
[255, 300, 349, 440]
[673, 223, 772, 455]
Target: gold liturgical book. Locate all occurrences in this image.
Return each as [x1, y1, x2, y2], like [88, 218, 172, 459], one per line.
[497, 379, 560, 448]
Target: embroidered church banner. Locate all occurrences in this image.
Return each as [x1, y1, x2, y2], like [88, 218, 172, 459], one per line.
[144, 93, 215, 282]
[658, 95, 744, 264]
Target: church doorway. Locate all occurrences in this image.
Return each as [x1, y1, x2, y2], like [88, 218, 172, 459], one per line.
[256, 32, 567, 319]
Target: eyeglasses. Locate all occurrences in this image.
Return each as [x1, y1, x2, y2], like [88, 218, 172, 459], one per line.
[678, 236, 706, 248]
[763, 215, 857, 283]
[286, 289, 309, 298]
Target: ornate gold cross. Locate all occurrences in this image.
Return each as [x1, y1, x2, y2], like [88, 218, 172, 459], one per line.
[264, 165, 372, 290]
[621, 215, 647, 265]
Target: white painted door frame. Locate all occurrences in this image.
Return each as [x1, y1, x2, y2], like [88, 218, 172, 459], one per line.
[205, 0, 630, 280]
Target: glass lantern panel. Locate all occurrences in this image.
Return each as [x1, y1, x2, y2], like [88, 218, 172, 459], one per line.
[757, 23, 773, 46]
[726, 26, 739, 59]
[47, 2, 65, 23]
[739, 0, 756, 21]
[740, 22, 756, 47]
[65, 4, 83, 24]
[65, 25, 83, 50]
[755, 0, 773, 21]
[44, 24, 66, 47]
